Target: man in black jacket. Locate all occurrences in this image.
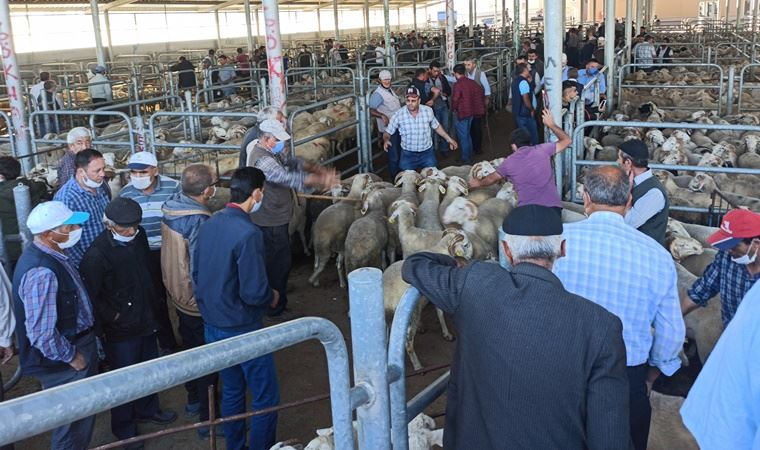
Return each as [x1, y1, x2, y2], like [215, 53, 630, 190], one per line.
[79, 197, 176, 447]
[428, 61, 452, 156]
[169, 56, 197, 90]
[402, 205, 630, 450]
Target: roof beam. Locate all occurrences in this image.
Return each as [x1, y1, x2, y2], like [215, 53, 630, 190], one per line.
[103, 0, 140, 11]
[201, 0, 244, 13]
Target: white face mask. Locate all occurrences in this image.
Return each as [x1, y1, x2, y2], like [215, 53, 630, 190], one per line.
[82, 174, 103, 188]
[731, 243, 758, 265]
[208, 186, 217, 199]
[131, 175, 153, 190]
[111, 228, 139, 243]
[251, 192, 264, 213]
[54, 228, 83, 249]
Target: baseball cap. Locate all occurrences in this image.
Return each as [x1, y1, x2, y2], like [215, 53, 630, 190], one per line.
[27, 201, 89, 235]
[259, 119, 291, 141]
[94, 65, 107, 74]
[405, 86, 420, 98]
[502, 205, 563, 236]
[105, 197, 143, 227]
[127, 151, 158, 170]
[619, 139, 649, 161]
[379, 70, 392, 81]
[707, 209, 760, 251]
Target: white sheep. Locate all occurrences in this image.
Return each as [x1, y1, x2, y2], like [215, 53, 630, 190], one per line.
[417, 177, 446, 231]
[438, 176, 469, 223]
[647, 392, 698, 450]
[344, 187, 390, 273]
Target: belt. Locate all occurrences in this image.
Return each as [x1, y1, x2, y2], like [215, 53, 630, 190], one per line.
[68, 328, 94, 341]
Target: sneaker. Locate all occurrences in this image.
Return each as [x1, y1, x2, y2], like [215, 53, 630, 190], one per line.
[138, 409, 177, 425]
[185, 402, 201, 417]
[197, 426, 226, 440]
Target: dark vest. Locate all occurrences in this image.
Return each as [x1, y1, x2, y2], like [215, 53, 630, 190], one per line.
[248, 144, 294, 227]
[511, 75, 533, 118]
[632, 175, 669, 247]
[12, 244, 80, 375]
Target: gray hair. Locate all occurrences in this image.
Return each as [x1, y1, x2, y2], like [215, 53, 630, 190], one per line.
[502, 234, 563, 264]
[102, 216, 117, 228]
[257, 106, 283, 122]
[584, 166, 630, 207]
[67, 127, 92, 145]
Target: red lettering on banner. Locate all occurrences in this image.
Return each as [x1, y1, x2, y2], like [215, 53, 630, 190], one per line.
[3, 63, 17, 80]
[7, 85, 17, 101]
[268, 56, 282, 79]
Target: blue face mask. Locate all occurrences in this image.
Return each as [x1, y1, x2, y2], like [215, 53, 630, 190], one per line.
[272, 141, 285, 154]
[588, 67, 599, 75]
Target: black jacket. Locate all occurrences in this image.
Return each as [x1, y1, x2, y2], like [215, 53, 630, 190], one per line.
[402, 253, 630, 450]
[170, 59, 197, 89]
[79, 227, 159, 342]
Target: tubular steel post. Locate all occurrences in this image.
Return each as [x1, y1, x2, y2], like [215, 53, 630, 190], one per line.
[263, 0, 286, 110]
[364, 0, 371, 41]
[333, 0, 340, 40]
[348, 269, 391, 450]
[89, 0, 107, 68]
[413, 0, 418, 31]
[0, 5, 33, 174]
[12, 183, 32, 249]
[604, 0, 615, 112]
[545, 0, 563, 193]
[244, 0, 255, 53]
[383, 0, 391, 66]
[0, 318, 356, 449]
[215, 10, 223, 50]
[625, 0, 633, 61]
[513, 0, 520, 54]
[469, 0, 474, 37]
[446, 0, 456, 72]
[637, 0, 644, 32]
[104, 11, 114, 61]
[727, 64, 736, 114]
[581, 0, 587, 23]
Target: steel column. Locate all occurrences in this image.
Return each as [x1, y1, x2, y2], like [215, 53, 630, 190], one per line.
[637, 0, 644, 32]
[0, 2, 33, 173]
[513, 0, 520, 54]
[365, 0, 371, 41]
[89, 0, 107, 68]
[446, 0, 456, 71]
[544, 0, 563, 131]
[348, 269, 391, 450]
[255, 8, 261, 46]
[244, 0, 255, 53]
[625, 0, 633, 62]
[317, 4, 322, 36]
[104, 11, 114, 61]
[215, 10, 223, 50]
[263, 0, 286, 110]
[737, 0, 744, 28]
[383, 0, 391, 65]
[333, 0, 340, 40]
[727, 64, 736, 114]
[581, 0, 588, 23]
[605, 0, 615, 111]
[525, 0, 529, 30]
[469, 0, 474, 37]
[12, 184, 32, 249]
[592, 0, 597, 22]
[413, 0, 417, 30]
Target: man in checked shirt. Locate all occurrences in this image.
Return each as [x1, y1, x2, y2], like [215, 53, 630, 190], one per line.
[11, 201, 97, 450]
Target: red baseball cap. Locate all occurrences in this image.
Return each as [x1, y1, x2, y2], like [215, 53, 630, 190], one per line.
[707, 209, 760, 251]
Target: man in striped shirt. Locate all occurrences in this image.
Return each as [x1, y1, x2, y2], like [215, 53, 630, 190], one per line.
[120, 151, 180, 353]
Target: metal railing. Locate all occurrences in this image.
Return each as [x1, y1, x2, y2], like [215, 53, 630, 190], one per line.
[737, 63, 760, 112]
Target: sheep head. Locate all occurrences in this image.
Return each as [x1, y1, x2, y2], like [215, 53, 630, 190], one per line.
[667, 218, 692, 239]
[697, 153, 724, 167]
[470, 161, 497, 180]
[442, 197, 478, 226]
[743, 134, 760, 154]
[360, 187, 384, 215]
[441, 228, 474, 260]
[688, 172, 716, 193]
[496, 182, 518, 208]
[394, 170, 422, 187]
[661, 151, 687, 166]
[583, 137, 604, 159]
[490, 157, 505, 167]
[711, 142, 737, 167]
[667, 235, 704, 262]
[211, 126, 228, 140]
[418, 177, 446, 195]
[388, 200, 417, 223]
[661, 136, 681, 153]
[420, 167, 447, 182]
[645, 129, 665, 148]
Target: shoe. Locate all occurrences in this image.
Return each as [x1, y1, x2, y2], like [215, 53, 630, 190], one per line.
[266, 309, 303, 323]
[197, 426, 226, 440]
[185, 402, 201, 417]
[138, 409, 177, 425]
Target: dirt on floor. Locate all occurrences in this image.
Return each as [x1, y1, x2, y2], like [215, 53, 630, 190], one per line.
[0, 110, 698, 449]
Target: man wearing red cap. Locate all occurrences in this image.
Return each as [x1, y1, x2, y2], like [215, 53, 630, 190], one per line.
[683, 209, 760, 325]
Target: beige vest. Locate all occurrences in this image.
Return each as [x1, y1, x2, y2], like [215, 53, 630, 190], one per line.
[373, 86, 402, 133]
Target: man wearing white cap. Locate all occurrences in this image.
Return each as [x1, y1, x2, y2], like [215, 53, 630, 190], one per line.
[247, 119, 338, 321]
[369, 70, 403, 178]
[120, 151, 180, 353]
[11, 201, 98, 449]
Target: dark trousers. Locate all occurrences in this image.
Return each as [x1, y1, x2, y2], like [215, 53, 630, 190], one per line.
[470, 116, 483, 154]
[387, 130, 402, 179]
[148, 249, 179, 351]
[515, 115, 539, 146]
[91, 98, 109, 127]
[260, 224, 291, 316]
[627, 364, 651, 450]
[178, 311, 218, 421]
[104, 334, 160, 440]
[205, 324, 280, 450]
[35, 333, 98, 450]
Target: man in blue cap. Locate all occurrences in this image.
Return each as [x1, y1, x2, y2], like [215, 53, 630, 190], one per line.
[12, 201, 98, 449]
[401, 204, 630, 450]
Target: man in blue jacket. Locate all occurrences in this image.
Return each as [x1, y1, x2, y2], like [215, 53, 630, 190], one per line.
[192, 167, 280, 450]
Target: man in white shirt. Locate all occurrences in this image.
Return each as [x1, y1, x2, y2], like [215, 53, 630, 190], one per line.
[29, 72, 50, 109]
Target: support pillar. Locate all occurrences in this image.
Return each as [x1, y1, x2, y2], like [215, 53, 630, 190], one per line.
[605, 0, 615, 111]
[737, 0, 744, 28]
[625, 0, 633, 62]
[263, 0, 286, 110]
[637, 0, 644, 33]
[365, 0, 371, 41]
[413, 0, 417, 30]
[244, 0, 254, 53]
[383, 0, 391, 65]
[469, 0, 474, 37]
[592, 0, 597, 22]
[104, 11, 114, 61]
[446, 0, 456, 71]
[317, 5, 322, 37]
[513, 0, 520, 54]
[525, 0, 529, 31]
[215, 10, 222, 50]
[89, 0, 107, 67]
[581, 0, 588, 23]
[0, 1, 33, 173]
[333, 0, 340, 40]
[544, 0, 563, 128]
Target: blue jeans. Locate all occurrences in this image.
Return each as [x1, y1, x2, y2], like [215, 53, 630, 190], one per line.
[400, 147, 438, 171]
[260, 224, 291, 316]
[35, 333, 98, 450]
[454, 116, 474, 163]
[515, 115, 539, 145]
[104, 334, 160, 440]
[433, 107, 450, 153]
[205, 324, 280, 450]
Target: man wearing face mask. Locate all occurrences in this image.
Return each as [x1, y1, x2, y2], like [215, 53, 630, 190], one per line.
[526, 49, 545, 79]
[247, 119, 338, 321]
[401, 205, 629, 449]
[12, 201, 97, 450]
[119, 151, 180, 354]
[79, 197, 177, 446]
[161, 164, 220, 436]
[54, 149, 110, 267]
[683, 209, 760, 327]
[617, 140, 669, 246]
[193, 167, 281, 450]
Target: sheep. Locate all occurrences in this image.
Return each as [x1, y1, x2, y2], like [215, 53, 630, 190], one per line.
[299, 414, 441, 450]
[647, 392, 698, 450]
[417, 177, 446, 231]
[383, 230, 473, 369]
[666, 234, 704, 262]
[688, 171, 760, 198]
[442, 197, 511, 257]
[309, 174, 372, 288]
[389, 201, 448, 259]
[387, 170, 423, 263]
[562, 209, 586, 223]
[344, 187, 389, 273]
[676, 263, 723, 364]
[681, 248, 718, 278]
[438, 176, 469, 222]
[289, 191, 310, 255]
[679, 222, 718, 248]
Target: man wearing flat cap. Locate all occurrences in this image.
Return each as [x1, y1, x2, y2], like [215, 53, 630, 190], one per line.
[402, 204, 630, 450]
[617, 139, 669, 245]
[683, 208, 760, 326]
[369, 69, 403, 177]
[79, 197, 176, 446]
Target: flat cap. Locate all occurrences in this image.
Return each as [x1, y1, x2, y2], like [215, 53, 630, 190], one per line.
[620, 139, 649, 161]
[105, 197, 143, 226]
[502, 204, 563, 236]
